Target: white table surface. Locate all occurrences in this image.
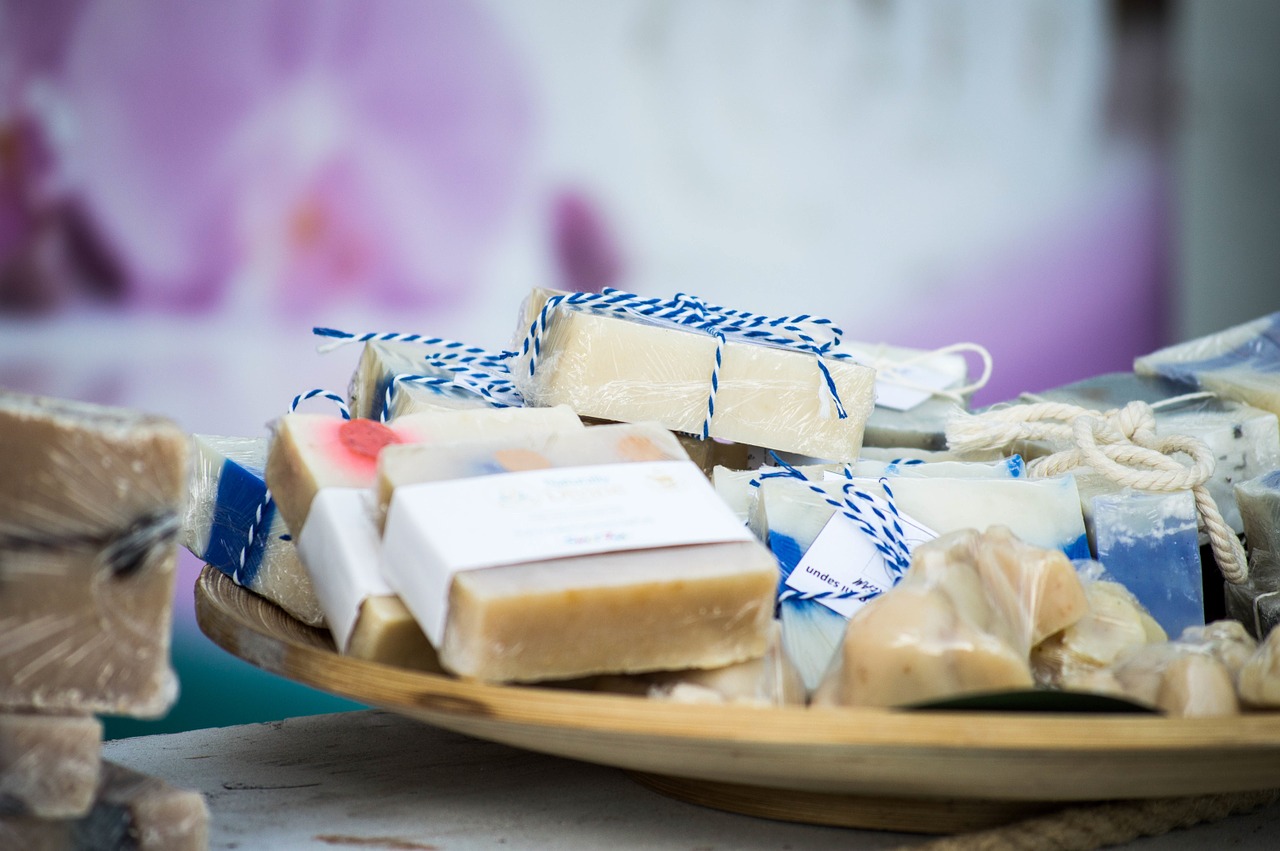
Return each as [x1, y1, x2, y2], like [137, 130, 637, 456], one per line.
[103, 709, 1280, 850]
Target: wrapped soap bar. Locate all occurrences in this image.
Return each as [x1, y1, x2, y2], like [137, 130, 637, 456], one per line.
[0, 392, 183, 717]
[812, 527, 1088, 708]
[379, 422, 779, 683]
[1014, 372, 1280, 535]
[1135, 311, 1280, 418]
[0, 713, 101, 819]
[1239, 621, 1280, 707]
[348, 339, 517, 421]
[592, 622, 805, 707]
[1092, 624, 1250, 717]
[1080, 472, 1205, 637]
[509, 289, 877, 460]
[1227, 470, 1280, 637]
[181, 434, 324, 626]
[1, 761, 208, 850]
[266, 406, 581, 666]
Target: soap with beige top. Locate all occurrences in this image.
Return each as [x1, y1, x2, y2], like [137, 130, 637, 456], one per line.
[378, 422, 779, 683]
[0, 392, 184, 717]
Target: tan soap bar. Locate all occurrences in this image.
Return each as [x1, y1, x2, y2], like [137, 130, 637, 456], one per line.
[0, 392, 184, 717]
[813, 527, 1088, 708]
[510, 292, 877, 460]
[0, 713, 101, 819]
[379, 422, 779, 683]
[1, 761, 209, 850]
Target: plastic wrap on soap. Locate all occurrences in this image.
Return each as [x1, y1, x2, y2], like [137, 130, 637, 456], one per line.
[508, 289, 877, 461]
[1239, 623, 1280, 707]
[1238, 469, 1280, 558]
[0, 391, 184, 717]
[812, 527, 1089, 708]
[181, 434, 326, 626]
[349, 339, 513, 421]
[377, 421, 778, 683]
[1032, 562, 1167, 690]
[1135, 311, 1280, 419]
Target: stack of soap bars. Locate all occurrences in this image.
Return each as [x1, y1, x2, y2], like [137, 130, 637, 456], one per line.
[182, 293, 1280, 713]
[0, 391, 209, 848]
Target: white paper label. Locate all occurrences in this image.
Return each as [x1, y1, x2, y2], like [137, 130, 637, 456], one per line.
[840, 352, 959, 411]
[785, 487, 937, 618]
[381, 460, 755, 645]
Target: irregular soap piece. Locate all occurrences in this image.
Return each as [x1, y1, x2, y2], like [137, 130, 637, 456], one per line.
[1, 761, 209, 851]
[1085, 476, 1204, 637]
[592, 622, 805, 707]
[1015, 372, 1280, 535]
[379, 422, 778, 683]
[1179, 619, 1258, 677]
[0, 713, 101, 819]
[348, 339, 512, 421]
[813, 528, 1086, 708]
[510, 291, 877, 460]
[1100, 621, 1252, 717]
[1238, 623, 1280, 707]
[1135, 311, 1280, 419]
[1033, 573, 1167, 689]
[0, 392, 183, 717]
[181, 435, 324, 626]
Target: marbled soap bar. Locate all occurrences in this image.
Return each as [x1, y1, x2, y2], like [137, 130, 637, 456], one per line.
[181, 435, 324, 626]
[0, 392, 183, 717]
[1015, 372, 1280, 535]
[1135, 311, 1280, 419]
[379, 422, 778, 683]
[812, 527, 1087, 708]
[348, 339, 508, 421]
[1, 761, 208, 850]
[509, 293, 877, 460]
[0, 713, 101, 819]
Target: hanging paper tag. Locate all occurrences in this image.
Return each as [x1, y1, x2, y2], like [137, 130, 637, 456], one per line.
[839, 353, 960, 411]
[785, 489, 938, 618]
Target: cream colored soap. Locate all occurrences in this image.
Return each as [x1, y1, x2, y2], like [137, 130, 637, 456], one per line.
[0, 713, 101, 819]
[510, 296, 877, 460]
[349, 339, 508, 421]
[379, 422, 779, 683]
[0, 392, 184, 717]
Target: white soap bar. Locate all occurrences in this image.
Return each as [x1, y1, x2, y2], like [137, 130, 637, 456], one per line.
[348, 339, 517, 421]
[378, 422, 779, 683]
[510, 291, 877, 460]
[182, 435, 325, 626]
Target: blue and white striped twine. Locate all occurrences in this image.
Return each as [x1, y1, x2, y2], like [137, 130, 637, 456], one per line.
[516, 288, 852, 440]
[754, 457, 915, 606]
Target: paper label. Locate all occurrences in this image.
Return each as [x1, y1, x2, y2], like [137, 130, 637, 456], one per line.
[785, 485, 937, 618]
[839, 352, 959, 411]
[381, 460, 755, 645]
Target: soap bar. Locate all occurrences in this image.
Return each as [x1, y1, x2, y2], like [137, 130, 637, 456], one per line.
[0, 392, 183, 717]
[1135, 311, 1280, 419]
[1, 761, 209, 850]
[1224, 471, 1280, 637]
[1085, 476, 1205, 637]
[1239, 623, 1280, 707]
[812, 528, 1087, 708]
[181, 435, 324, 626]
[510, 292, 877, 460]
[379, 422, 778, 683]
[348, 339, 513, 421]
[0, 713, 101, 819]
[1238, 470, 1280, 558]
[1015, 372, 1280, 535]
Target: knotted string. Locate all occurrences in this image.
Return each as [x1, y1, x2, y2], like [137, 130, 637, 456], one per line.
[945, 399, 1249, 584]
[517, 288, 852, 440]
[755, 457, 915, 606]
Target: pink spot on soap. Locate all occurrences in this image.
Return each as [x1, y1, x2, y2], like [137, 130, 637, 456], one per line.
[339, 419, 402, 460]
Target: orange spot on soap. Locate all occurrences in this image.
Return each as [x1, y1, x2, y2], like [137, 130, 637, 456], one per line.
[339, 419, 402, 459]
[617, 435, 668, 462]
[493, 449, 552, 471]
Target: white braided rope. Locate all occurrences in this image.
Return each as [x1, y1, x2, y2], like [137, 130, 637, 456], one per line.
[946, 399, 1249, 585]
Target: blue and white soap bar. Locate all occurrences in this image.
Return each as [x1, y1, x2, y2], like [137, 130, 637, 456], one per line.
[182, 434, 325, 626]
[1135, 312, 1280, 419]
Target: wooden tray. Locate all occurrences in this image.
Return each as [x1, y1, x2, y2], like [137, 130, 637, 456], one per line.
[195, 566, 1280, 834]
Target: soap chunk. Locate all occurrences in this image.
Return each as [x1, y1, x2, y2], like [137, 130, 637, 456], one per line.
[1239, 622, 1280, 707]
[510, 292, 877, 460]
[182, 435, 324, 626]
[379, 422, 778, 683]
[813, 528, 1087, 708]
[1, 761, 208, 850]
[1135, 311, 1280, 419]
[349, 339, 513, 421]
[0, 713, 101, 819]
[0, 392, 183, 717]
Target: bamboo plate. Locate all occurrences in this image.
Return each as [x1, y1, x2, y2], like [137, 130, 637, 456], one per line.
[195, 566, 1280, 834]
